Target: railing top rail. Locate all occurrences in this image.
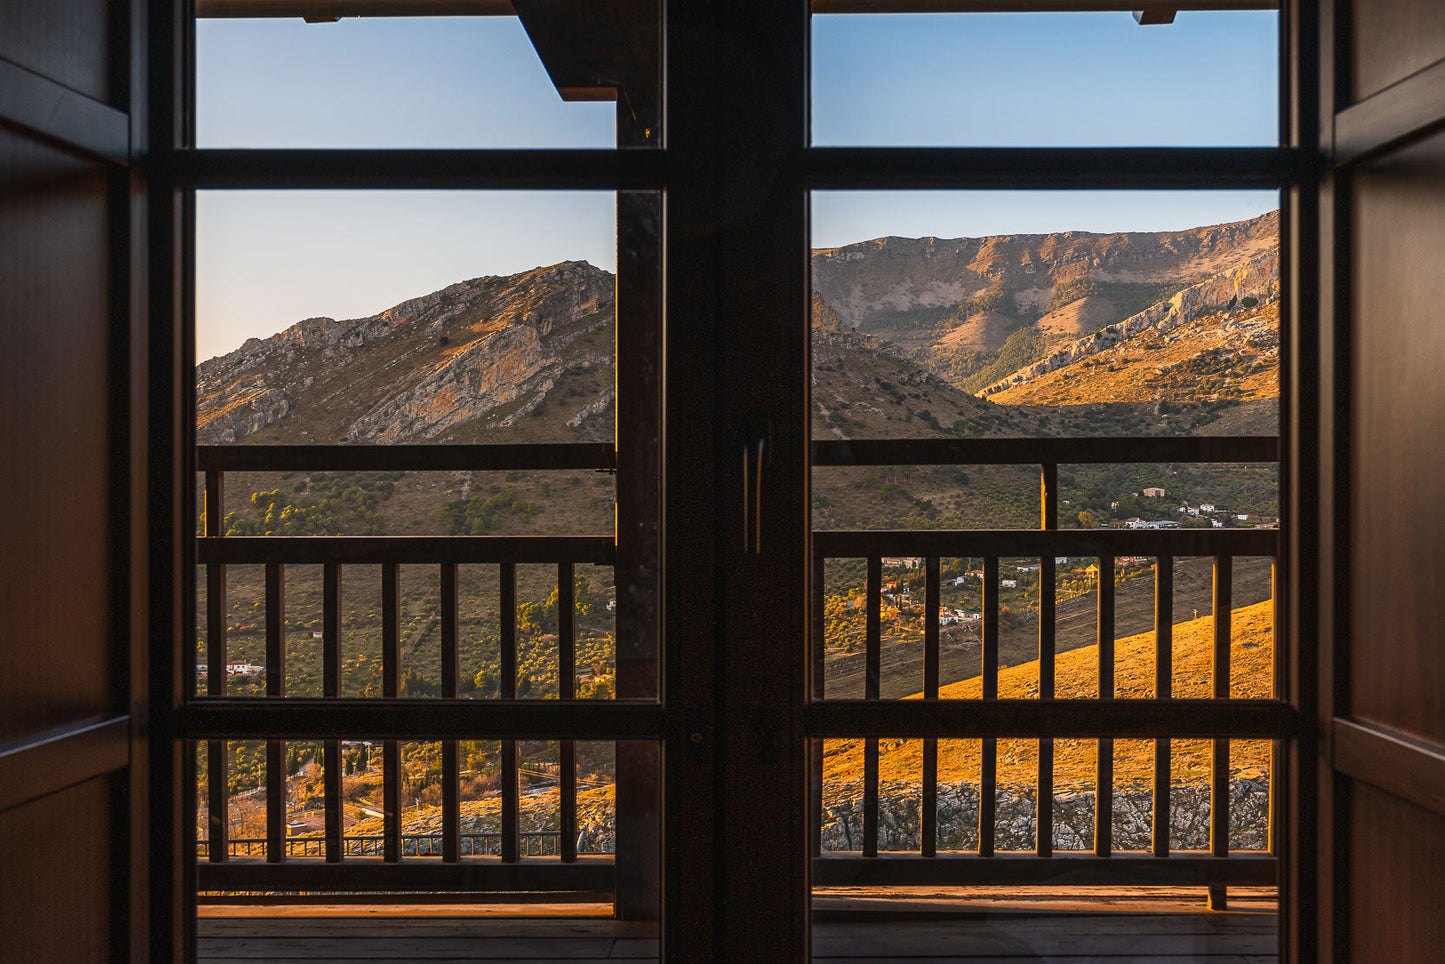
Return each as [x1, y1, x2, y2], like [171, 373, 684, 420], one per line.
[806, 699, 1296, 739]
[811, 436, 1279, 467]
[197, 443, 616, 473]
[814, 527, 1279, 557]
[197, 534, 616, 565]
[182, 700, 663, 740]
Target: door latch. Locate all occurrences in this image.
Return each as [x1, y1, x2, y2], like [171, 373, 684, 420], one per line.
[742, 415, 769, 555]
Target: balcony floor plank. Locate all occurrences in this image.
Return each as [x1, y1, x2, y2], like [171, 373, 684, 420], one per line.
[196, 904, 1276, 962]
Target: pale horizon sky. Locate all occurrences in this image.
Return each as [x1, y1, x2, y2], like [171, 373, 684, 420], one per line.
[196, 10, 1278, 361]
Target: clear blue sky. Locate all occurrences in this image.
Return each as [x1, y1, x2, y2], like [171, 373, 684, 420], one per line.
[196, 10, 1278, 361]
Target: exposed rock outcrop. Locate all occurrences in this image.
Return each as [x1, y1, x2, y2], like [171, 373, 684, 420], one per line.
[819, 777, 1270, 853]
[810, 212, 1278, 333]
[196, 261, 614, 445]
[979, 249, 1280, 397]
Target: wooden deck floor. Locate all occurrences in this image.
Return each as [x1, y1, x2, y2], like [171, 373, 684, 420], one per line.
[196, 889, 1278, 962]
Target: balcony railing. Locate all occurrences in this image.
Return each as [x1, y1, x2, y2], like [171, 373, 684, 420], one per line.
[192, 434, 1291, 906]
[807, 436, 1289, 902]
[192, 443, 631, 899]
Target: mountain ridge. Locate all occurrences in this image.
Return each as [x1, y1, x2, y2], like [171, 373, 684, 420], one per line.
[198, 212, 1281, 455]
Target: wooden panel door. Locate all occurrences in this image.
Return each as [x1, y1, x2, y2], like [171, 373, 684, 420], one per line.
[1316, 0, 1445, 959]
[0, 0, 154, 960]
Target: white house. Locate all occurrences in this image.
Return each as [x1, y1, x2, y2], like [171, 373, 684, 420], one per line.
[1001, 579, 1018, 589]
[1201, 503, 1217, 513]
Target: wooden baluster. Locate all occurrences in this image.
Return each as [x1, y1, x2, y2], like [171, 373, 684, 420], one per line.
[1153, 555, 1173, 858]
[922, 556, 940, 858]
[501, 563, 519, 864]
[1210, 553, 1233, 909]
[559, 562, 577, 863]
[980, 556, 999, 858]
[1095, 554, 1115, 858]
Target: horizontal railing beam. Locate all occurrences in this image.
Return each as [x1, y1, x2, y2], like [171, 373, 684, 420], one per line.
[196, 535, 615, 565]
[811, 436, 1279, 467]
[180, 699, 663, 739]
[196, 443, 615, 472]
[807, 699, 1295, 739]
[197, 856, 615, 893]
[812, 854, 1276, 887]
[813, 528, 1279, 558]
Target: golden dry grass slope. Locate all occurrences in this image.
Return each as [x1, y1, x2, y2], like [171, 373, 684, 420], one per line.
[822, 600, 1274, 792]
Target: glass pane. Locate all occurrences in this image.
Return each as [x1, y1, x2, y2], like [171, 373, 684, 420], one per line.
[812, 190, 1280, 441]
[196, 17, 622, 149]
[196, 190, 616, 435]
[812, 11, 1278, 147]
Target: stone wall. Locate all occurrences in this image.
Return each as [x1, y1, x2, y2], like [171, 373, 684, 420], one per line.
[379, 778, 1270, 857]
[819, 778, 1270, 853]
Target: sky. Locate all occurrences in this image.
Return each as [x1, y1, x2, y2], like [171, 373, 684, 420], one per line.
[195, 10, 1278, 361]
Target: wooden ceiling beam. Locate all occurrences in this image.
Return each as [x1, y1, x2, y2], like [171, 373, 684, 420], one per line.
[194, 0, 514, 16]
[814, 1, 1273, 11]
[512, 0, 659, 146]
[196, 0, 1273, 16]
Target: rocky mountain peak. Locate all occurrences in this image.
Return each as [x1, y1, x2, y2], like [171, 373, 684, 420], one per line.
[196, 261, 615, 445]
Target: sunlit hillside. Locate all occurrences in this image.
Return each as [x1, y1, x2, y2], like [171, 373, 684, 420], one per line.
[821, 599, 1275, 792]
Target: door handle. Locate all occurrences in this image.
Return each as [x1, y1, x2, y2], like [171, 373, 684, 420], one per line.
[742, 416, 769, 555]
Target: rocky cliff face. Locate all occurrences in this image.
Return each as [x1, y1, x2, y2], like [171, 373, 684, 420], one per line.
[980, 248, 1281, 397]
[196, 261, 616, 445]
[197, 213, 1280, 450]
[198, 258, 1036, 449]
[810, 211, 1278, 335]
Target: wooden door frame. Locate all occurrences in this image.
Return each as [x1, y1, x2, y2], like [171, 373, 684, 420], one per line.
[138, 2, 1340, 959]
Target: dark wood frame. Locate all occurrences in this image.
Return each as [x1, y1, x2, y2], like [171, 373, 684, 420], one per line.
[160, 0, 674, 950]
[1305, 0, 1445, 959]
[141, 1, 1334, 960]
[795, 5, 1306, 960]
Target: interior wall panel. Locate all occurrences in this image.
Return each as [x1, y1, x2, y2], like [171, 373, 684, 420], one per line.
[0, 0, 122, 107]
[0, 127, 120, 744]
[1348, 128, 1445, 750]
[1347, 782, 1445, 959]
[1349, 0, 1445, 104]
[0, 775, 120, 961]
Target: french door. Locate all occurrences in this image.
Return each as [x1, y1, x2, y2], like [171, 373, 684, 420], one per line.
[162, 2, 1314, 960]
[667, 2, 1306, 959]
